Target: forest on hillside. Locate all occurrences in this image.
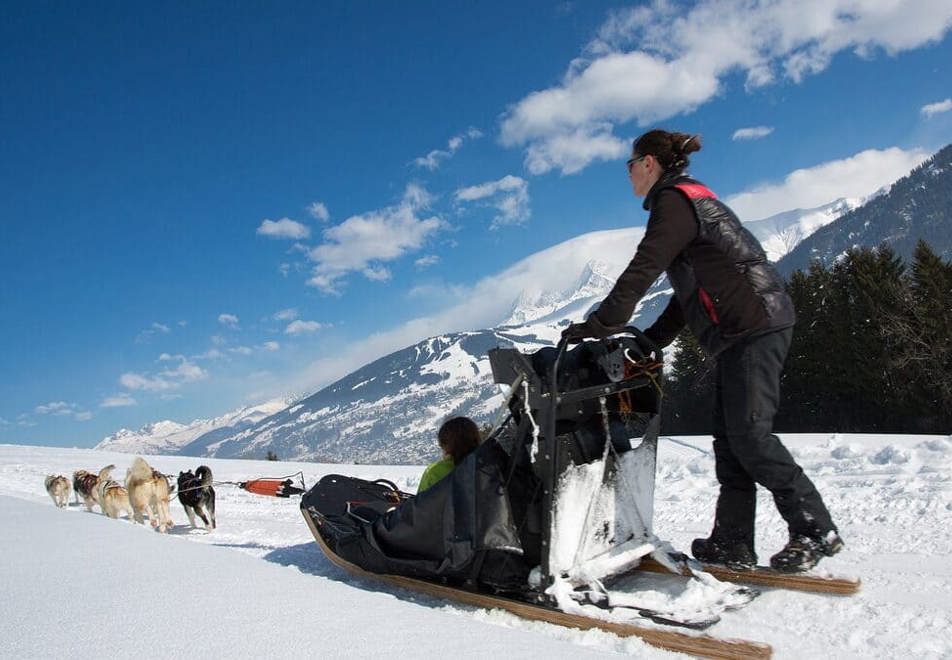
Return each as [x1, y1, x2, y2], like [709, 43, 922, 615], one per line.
[662, 240, 952, 434]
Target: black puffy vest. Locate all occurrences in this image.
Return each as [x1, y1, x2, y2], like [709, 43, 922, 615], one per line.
[649, 176, 796, 355]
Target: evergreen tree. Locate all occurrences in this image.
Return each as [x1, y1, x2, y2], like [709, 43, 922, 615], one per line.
[661, 329, 715, 434]
[877, 240, 952, 428]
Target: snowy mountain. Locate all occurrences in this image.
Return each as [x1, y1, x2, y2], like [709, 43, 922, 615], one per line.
[182, 262, 674, 464]
[96, 399, 287, 455]
[105, 194, 860, 464]
[776, 143, 952, 276]
[743, 197, 862, 262]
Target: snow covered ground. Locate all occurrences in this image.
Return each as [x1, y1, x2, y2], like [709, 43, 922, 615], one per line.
[2, 433, 950, 658]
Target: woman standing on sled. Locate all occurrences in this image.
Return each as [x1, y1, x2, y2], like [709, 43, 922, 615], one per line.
[562, 129, 843, 572]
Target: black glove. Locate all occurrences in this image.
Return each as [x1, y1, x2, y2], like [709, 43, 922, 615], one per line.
[560, 314, 622, 344]
[561, 321, 593, 343]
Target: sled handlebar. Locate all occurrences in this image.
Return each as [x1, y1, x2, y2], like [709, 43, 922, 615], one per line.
[557, 326, 661, 361]
[620, 325, 662, 361]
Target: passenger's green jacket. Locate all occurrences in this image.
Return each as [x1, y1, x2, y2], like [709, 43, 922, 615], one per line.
[417, 456, 454, 494]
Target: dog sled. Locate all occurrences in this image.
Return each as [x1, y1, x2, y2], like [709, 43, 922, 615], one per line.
[297, 330, 775, 658]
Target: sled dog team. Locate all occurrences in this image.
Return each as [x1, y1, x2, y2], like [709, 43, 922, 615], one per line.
[45, 457, 216, 532]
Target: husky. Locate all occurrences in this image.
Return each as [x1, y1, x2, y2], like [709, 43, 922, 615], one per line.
[125, 457, 174, 532]
[72, 469, 101, 512]
[44, 475, 71, 508]
[177, 465, 216, 529]
[97, 465, 133, 520]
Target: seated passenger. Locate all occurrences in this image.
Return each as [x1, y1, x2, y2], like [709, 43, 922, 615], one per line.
[417, 416, 481, 494]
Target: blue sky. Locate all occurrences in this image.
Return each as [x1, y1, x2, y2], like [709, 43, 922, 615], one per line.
[2, 1, 951, 447]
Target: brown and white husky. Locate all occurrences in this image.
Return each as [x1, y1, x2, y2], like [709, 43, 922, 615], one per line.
[97, 465, 133, 520]
[44, 475, 71, 508]
[125, 457, 173, 532]
[72, 469, 101, 512]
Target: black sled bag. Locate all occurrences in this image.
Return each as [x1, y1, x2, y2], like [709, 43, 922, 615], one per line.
[302, 441, 534, 590]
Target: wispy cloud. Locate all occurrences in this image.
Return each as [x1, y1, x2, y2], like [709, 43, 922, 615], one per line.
[135, 322, 171, 344]
[100, 394, 137, 408]
[261, 341, 281, 351]
[306, 183, 446, 294]
[725, 146, 931, 220]
[257, 217, 311, 240]
[272, 308, 299, 321]
[34, 401, 76, 416]
[921, 98, 952, 117]
[218, 313, 239, 328]
[33, 401, 92, 421]
[285, 320, 324, 335]
[307, 201, 330, 222]
[193, 348, 224, 360]
[413, 127, 483, 170]
[733, 126, 774, 141]
[414, 255, 440, 269]
[229, 346, 253, 356]
[501, 1, 952, 174]
[120, 355, 208, 392]
[455, 175, 530, 229]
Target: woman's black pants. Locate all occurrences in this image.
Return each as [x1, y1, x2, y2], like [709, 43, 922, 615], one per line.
[710, 327, 836, 551]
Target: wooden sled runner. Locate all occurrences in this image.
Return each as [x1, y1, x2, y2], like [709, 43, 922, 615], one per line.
[301, 506, 772, 659]
[637, 557, 861, 596]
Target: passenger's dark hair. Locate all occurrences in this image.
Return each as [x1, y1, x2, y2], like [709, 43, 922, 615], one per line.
[437, 416, 481, 465]
[632, 129, 702, 173]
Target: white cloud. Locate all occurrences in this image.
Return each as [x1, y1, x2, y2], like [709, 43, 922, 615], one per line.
[120, 355, 208, 392]
[31, 401, 91, 421]
[501, 1, 952, 174]
[160, 356, 208, 382]
[307, 201, 330, 222]
[229, 346, 253, 356]
[261, 341, 281, 351]
[455, 175, 531, 229]
[524, 124, 629, 175]
[257, 217, 311, 240]
[362, 265, 392, 281]
[279, 263, 291, 277]
[414, 255, 440, 269]
[100, 394, 137, 408]
[285, 320, 324, 335]
[725, 146, 931, 221]
[307, 184, 446, 294]
[34, 401, 76, 416]
[178, 320, 187, 327]
[120, 372, 173, 391]
[218, 313, 239, 328]
[413, 127, 484, 170]
[921, 98, 952, 117]
[733, 126, 774, 141]
[273, 308, 299, 321]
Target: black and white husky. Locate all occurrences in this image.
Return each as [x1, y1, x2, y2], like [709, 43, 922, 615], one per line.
[177, 466, 216, 529]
